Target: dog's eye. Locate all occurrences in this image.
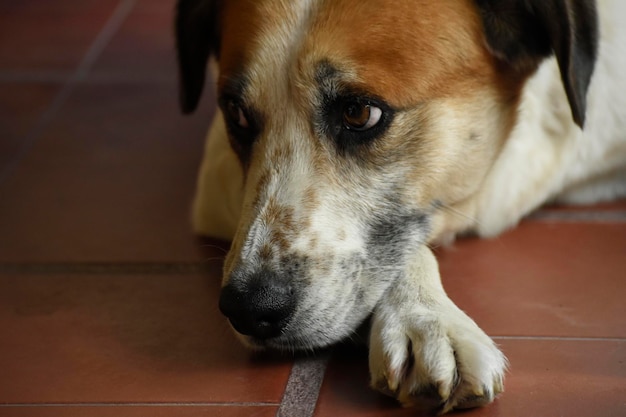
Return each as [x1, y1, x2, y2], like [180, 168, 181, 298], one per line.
[320, 94, 394, 154]
[225, 100, 249, 129]
[343, 102, 382, 131]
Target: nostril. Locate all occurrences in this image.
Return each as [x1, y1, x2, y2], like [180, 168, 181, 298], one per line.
[257, 307, 290, 326]
[218, 271, 297, 339]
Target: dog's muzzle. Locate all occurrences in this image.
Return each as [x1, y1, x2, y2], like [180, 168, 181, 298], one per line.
[218, 269, 296, 340]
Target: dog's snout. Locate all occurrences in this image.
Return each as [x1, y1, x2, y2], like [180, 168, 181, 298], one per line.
[219, 270, 296, 340]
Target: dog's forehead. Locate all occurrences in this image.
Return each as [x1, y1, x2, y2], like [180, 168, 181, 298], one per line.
[218, 0, 317, 102]
[218, 0, 494, 107]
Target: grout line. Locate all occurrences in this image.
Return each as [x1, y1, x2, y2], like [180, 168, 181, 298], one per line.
[0, 402, 277, 408]
[73, 0, 137, 82]
[276, 354, 330, 417]
[0, 69, 177, 85]
[527, 210, 626, 223]
[493, 336, 626, 342]
[0, 71, 72, 83]
[0, 0, 136, 186]
[0, 71, 176, 84]
[0, 262, 219, 275]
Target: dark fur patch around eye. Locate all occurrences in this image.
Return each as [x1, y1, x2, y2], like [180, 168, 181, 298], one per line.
[218, 75, 263, 167]
[321, 94, 395, 155]
[314, 61, 396, 157]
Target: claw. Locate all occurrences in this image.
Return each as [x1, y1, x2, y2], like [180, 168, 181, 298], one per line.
[398, 383, 445, 413]
[372, 377, 396, 398]
[440, 380, 504, 414]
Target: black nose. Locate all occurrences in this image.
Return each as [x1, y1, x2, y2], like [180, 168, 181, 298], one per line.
[218, 270, 296, 339]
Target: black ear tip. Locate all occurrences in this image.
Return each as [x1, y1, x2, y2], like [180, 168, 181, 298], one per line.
[573, 109, 585, 129]
[566, 85, 588, 129]
[181, 104, 196, 115]
[180, 96, 198, 114]
[177, 64, 205, 114]
[175, 0, 218, 116]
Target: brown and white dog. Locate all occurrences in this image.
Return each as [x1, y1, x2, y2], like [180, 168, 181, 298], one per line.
[176, 0, 626, 412]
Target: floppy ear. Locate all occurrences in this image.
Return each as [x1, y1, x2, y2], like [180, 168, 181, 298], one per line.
[175, 0, 221, 114]
[475, 0, 598, 127]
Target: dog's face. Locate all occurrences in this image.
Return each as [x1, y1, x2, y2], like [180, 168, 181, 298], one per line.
[215, 0, 521, 350]
[177, 0, 596, 350]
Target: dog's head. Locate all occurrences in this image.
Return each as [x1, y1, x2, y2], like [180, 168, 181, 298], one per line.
[176, 0, 598, 350]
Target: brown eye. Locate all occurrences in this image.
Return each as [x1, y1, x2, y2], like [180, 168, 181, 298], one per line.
[343, 102, 382, 131]
[226, 100, 249, 129]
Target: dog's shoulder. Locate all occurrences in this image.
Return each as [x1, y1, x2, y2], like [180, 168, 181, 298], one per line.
[470, 0, 626, 237]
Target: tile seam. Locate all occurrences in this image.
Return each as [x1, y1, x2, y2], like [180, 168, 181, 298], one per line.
[527, 210, 626, 222]
[0, 402, 278, 407]
[0, 72, 176, 84]
[493, 336, 626, 342]
[73, 0, 137, 82]
[276, 354, 330, 417]
[0, 262, 218, 275]
[0, 0, 136, 185]
[0, 71, 72, 83]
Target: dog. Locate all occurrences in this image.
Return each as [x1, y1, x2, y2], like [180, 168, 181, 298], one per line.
[175, 0, 626, 413]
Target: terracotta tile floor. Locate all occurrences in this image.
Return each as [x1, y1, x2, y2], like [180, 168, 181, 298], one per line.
[0, 1, 625, 416]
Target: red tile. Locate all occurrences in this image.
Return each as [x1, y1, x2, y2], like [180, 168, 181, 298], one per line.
[0, 271, 292, 404]
[314, 339, 626, 417]
[0, 83, 216, 262]
[482, 339, 626, 417]
[133, 0, 178, 14]
[89, 6, 178, 81]
[436, 222, 626, 338]
[0, 407, 278, 417]
[0, 83, 60, 169]
[0, 1, 119, 71]
[313, 347, 411, 417]
[0, 1, 119, 13]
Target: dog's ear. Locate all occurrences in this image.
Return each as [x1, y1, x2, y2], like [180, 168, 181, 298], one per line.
[475, 0, 598, 127]
[176, 0, 221, 114]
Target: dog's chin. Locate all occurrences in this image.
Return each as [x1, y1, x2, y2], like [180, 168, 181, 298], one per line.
[228, 326, 342, 353]
[233, 332, 331, 353]
[229, 322, 373, 354]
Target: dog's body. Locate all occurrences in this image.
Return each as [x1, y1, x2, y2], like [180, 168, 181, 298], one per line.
[177, 0, 626, 412]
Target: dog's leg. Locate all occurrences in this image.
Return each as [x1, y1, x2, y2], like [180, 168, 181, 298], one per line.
[369, 245, 506, 413]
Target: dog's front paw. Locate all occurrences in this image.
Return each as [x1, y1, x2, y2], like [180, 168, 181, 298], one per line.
[369, 305, 506, 414]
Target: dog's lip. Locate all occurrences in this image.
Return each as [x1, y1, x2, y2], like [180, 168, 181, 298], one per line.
[247, 333, 294, 348]
[243, 333, 316, 351]
[227, 316, 288, 340]
[244, 329, 341, 352]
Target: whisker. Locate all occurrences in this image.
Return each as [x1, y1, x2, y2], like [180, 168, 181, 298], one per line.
[203, 256, 227, 263]
[437, 202, 481, 226]
[426, 241, 442, 251]
[199, 243, 230, 254]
